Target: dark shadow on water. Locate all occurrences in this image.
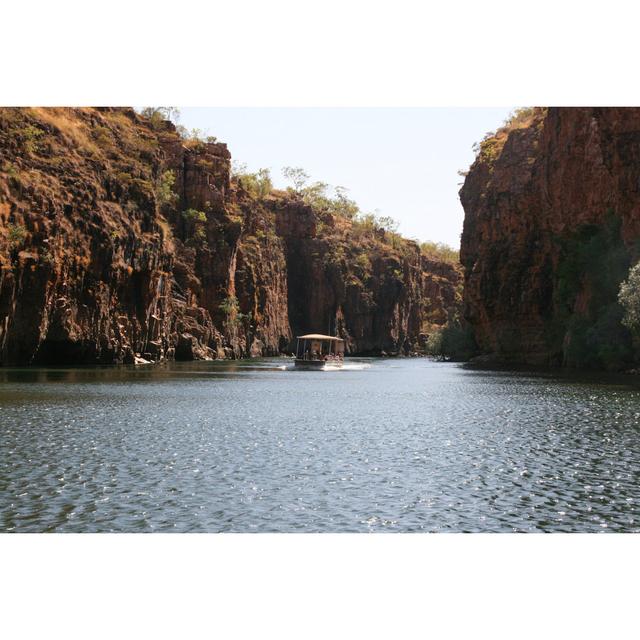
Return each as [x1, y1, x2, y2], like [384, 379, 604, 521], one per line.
[460, 361, 640, 390]
[0, 356, 375, 385]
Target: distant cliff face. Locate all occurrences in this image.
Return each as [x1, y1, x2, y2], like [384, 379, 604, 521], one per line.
[274, 199, 461, 355]
[0, 107, 461, 365]
[460, 107, 640, 369]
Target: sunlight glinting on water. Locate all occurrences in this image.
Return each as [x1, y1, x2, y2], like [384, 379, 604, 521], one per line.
[1, 358, 639, 532]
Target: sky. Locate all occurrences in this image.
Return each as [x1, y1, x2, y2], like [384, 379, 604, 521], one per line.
[179, 108, 513, 248]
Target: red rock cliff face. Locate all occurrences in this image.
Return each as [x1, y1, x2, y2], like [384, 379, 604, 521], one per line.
[274, 198, 461, 354]
[0, 107, 461, 365]
[460, 107, 640, 368]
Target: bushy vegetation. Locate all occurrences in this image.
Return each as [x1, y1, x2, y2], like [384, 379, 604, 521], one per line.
[3, 161, 19, 180]
[140, 107, 180, 130]
[218, 296, 239, 330]
[157, 170, 178, 206]
[232, 162, 460, 313]
[193, 227, 208, 245]
[235, 161, 456, 271]
[308, 184, 362, 221]
[217, 295, 252, 330]
[550, 213, 633, 370]
[39, 248, 54, 266]
[619, 261, 640, 331]
[282, 166, 309, 191]
[20, 124, 44, 154]
[426, 321, 476, 361]
[471, 107, 543, 164]
[93, 125, 113, 148]
[279, 167, 407, 240]
[420, 241, 459, 264]
[176, 126, 218, 148]
[354, 252, 371, 273]
[7, 223, 27, 249]
[139, 108, 218, 148]
[181, 208, 208, 248]
[233, 164, 273, 199]
[234, 163, 407, 243]
[219, 296, 237, 314]
[182, 208, 207, 223]
[472, 136, 502, 163]
[502, 107, 536, 130]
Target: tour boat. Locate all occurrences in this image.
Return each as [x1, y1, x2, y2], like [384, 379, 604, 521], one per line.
[294, 334, 345, 370]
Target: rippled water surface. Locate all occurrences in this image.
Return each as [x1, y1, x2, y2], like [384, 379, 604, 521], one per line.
[2, 358, 640, 532]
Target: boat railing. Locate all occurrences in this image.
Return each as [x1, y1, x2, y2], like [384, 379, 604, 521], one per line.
[297, 352, 343, 361]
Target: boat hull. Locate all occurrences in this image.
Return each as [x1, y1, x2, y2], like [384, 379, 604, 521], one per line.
[294, 359, 343, 370]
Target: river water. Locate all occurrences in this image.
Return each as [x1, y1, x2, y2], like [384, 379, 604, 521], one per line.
[1, 358, 640, 532]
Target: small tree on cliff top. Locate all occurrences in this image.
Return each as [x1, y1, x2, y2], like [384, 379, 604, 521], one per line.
[332, 186, 359, 220]
[175, 126, 217, 148]
[141, 107, 181, 129]
[376, 216, 399, 233]
[282, 166, 309, 192]
[233, 166, 273, 199]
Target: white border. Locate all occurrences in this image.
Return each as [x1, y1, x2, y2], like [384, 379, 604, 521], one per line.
[2, 534, 639, 639]
[3, 0, 640, 106]
[2, 1, 640, 637]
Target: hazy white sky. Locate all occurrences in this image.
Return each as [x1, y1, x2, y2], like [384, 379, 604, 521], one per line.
[179, 108, 513, 247]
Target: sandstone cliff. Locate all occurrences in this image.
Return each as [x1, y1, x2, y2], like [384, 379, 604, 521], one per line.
[460, 107, 640, 369]
[0, 107, 461, 365]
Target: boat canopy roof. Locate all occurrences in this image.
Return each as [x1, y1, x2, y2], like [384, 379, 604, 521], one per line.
[297, 334, 344, 341]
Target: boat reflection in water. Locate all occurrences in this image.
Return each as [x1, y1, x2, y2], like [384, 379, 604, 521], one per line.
[294, 334, 345, 370]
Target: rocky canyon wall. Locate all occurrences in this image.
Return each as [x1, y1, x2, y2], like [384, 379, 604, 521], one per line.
[460, 107, 640, 369]
[0, 107, 461, 365]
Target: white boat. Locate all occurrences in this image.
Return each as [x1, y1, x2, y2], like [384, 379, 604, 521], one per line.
[294, 334, 345, 370]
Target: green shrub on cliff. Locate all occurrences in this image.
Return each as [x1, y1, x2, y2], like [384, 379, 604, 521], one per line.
[182, 208, 207, 223]
[157, 170, 178, 205]
[93, 125, 114, 148]
[235, 167, 273, 199]
[421, 241, 459, 264]
[355, 252, 371, 274]
[193, 227, 208, 245]
[350, 212, 400, 243]
[502, 107, 536, 130]
[471, 108, 544, 166]
[141, 107, 180, 129]
[20, 125, 44, 154]
[473, 136, 498, 162]
[301, 183, 362, 221]
[619, 261, 640, 331]
[352, 213, 376, 235]
[330, 187, 360, 220]
[552, 214, 633, 370]
[219, 296, 239, 315]
[426, 322, 476, 361]
[176, 127, 217, 148]
[425, 329, 444, 358]
[3, 162, 19, 180]
[7, 223, 27, 249]
[563, 306, 632, 371]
